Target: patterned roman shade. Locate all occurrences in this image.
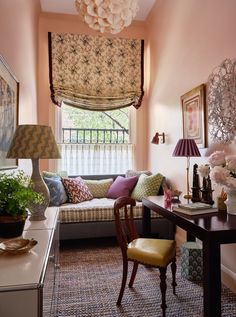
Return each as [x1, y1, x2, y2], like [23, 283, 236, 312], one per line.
[48, 32, 144, 111]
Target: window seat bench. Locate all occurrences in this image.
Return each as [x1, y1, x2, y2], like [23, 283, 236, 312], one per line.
[56, 174, 175, 240]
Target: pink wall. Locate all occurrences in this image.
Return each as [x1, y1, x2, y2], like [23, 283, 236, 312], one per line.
[2, 0, 236, 291]
[0, 0, 40, 172]
[38, 13, 149, 170]
[147, 0, 236, 290]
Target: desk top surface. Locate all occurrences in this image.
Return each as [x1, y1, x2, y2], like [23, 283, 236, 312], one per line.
[143, 196, 236, 242]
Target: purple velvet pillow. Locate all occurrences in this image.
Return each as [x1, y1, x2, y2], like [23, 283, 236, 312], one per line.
[106, 175, 138, 199]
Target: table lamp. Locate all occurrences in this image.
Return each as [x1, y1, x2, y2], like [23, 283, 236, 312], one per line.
[7, 124, 61, 221]
[172, 138, 201, 203]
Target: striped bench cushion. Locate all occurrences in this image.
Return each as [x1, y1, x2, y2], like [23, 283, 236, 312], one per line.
[59, 198, 161, 223]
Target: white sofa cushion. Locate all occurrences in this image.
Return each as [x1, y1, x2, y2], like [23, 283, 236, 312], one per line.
[59, 198, 161, 223]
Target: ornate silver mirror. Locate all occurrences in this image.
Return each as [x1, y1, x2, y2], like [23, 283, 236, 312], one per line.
[208, 58, 236, 143]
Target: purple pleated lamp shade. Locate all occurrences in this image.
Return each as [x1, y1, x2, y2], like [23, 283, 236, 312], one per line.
[172, 139, 201, 157]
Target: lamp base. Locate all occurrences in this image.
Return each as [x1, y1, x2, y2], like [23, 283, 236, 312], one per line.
[29, 204, 47, 221]
[184, 194, 192, 203]
[29, 159, 50, 221]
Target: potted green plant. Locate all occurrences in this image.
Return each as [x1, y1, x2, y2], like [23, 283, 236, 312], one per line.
[0, 170, 44, 238]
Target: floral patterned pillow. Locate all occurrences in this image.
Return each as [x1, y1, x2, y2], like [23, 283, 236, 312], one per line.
[62, 177, 93, 203]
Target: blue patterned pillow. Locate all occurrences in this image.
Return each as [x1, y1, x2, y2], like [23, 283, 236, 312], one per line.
[44, 177, 68, 206]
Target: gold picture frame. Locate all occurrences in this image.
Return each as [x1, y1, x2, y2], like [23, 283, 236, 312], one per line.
[0, 55, 19, 170]
[181, 84, 206, 148]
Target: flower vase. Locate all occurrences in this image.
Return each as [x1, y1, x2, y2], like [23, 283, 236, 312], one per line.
[225, 188, 236, 215]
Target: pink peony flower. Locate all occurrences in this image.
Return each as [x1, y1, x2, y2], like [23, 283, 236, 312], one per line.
[210, 166, 230, 185]
[208, 151, 226, 167]
[207, 151, 236, 189]
[226, 155, 236, 172]
[225, 177, 236, 189]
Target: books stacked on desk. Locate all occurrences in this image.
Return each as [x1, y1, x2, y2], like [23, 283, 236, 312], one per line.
[173, 202, 218, 215]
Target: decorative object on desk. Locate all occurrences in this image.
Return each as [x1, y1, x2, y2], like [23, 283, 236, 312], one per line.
[201, 175, 214, 205]
[172, 138, 201, 203]
[0, 54, 19, 171]
[171, 189, 182, 203]
[151, 132, 165, 144]
[197, 164, 214, 205]
[173, 205, 218, 216]
[225, 188, 236, 215]
[208, 58, 236, 143]
[191, 164, 201, 203]
[217, 188, 227, 212]
[75, 0, 139, 34]
[178, 202, 213, 210]
[208, 151, 236, 214]
[174, 202, 217, 216]
[181, 84, 206, 148]
[7, 125, 61, 221]
[164, 187, 172, 208]
[0, 238, 37, 255]
[0, 171, 44, 238]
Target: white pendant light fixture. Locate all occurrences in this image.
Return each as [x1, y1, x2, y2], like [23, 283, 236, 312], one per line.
[75, 0, 139, 34]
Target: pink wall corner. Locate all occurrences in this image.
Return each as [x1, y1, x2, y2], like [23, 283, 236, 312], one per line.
[38, 13, 149, 170]
[146, 0, 236, 192]
[0, 0, 41, 173]
[146, 0, 236, 288]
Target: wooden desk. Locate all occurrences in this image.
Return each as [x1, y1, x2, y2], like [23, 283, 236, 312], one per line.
[142, 196, 236, 317]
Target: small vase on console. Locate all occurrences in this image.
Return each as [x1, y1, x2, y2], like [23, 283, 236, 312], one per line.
[225, 188, 236, 215]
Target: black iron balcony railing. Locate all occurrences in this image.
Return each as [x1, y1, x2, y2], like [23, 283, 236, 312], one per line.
[62, 128, 129, 144]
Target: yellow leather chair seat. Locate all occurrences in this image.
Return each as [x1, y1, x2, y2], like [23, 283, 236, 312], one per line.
[127, 238, 176, 267]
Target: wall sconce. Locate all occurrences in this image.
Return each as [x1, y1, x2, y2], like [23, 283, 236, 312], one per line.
[151, 132, 165, 144]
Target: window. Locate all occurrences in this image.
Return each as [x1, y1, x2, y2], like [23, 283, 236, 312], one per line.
[62, 105, 129, 144]
[57, 104, 134, 175]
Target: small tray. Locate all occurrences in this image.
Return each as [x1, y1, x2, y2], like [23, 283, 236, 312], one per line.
[0, 238, 37, 255]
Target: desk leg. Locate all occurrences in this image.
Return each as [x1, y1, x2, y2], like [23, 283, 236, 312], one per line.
[186, 232, 196, 241]
[202, 240, 221, 317]
[187, 219, 199, 241]
[142, 206, 151, 237]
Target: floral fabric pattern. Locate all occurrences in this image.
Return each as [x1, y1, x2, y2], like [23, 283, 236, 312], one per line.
[48, 32, 144, 110]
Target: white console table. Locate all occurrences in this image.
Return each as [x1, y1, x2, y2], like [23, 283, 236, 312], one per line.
[0, 207, 59, 317]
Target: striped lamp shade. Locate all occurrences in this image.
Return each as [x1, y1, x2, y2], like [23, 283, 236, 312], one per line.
[172, 139, 201, 157]
[7, 125, 61, 159]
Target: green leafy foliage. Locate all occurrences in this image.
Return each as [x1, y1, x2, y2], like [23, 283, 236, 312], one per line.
[62, 106, 130, 143]
[0, 171, 44, 218]
[62, 106, 129, 130]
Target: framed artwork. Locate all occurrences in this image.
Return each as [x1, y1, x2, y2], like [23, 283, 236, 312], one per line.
[181, 84, 206, 148]
[0, 55, 19, 170]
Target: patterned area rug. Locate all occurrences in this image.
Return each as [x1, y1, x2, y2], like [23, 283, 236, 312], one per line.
[53, 238, 236, 317]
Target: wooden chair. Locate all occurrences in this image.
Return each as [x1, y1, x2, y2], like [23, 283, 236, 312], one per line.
[114, 196, 177, 317]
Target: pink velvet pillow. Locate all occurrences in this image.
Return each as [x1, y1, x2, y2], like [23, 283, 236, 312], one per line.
[106, 175, 138, 199]
[62, 177, 93, 203]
